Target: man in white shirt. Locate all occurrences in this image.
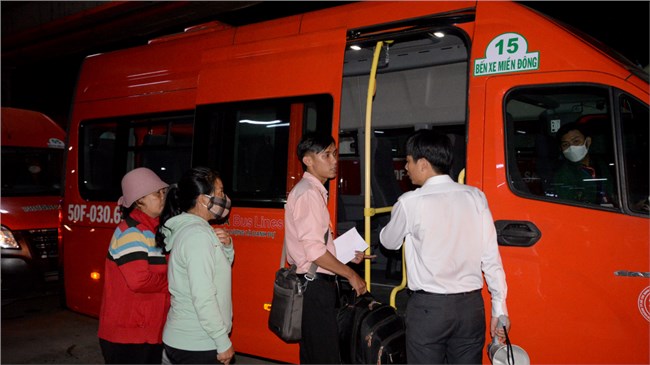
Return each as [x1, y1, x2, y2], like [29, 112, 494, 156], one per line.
[379, 129, 510, 364]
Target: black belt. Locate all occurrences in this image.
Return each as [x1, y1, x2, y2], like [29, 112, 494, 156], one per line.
[301, 273, 337, 282]
[409, 288, 481, 296]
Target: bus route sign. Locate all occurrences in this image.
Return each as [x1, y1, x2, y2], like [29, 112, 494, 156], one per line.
[474, 33, 540, 76]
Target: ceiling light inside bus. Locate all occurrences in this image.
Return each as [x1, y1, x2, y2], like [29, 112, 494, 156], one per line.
[350, 45, 362, 51]
[433, 32, 445, 38]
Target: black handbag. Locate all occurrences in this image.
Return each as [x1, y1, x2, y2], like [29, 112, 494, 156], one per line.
[268, 239, 317, 342]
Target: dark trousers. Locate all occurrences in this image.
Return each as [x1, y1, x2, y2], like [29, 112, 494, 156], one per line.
[299, 277, 341, 364]
[163, 343, 218, 364]
[405, 290, 486, 364]
[99, 338, 163, 364]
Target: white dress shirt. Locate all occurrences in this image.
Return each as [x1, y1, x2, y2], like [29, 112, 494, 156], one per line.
[379, 174, 508, 317]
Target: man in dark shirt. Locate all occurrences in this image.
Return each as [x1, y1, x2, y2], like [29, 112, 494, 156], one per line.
[552, 122, 614, 206]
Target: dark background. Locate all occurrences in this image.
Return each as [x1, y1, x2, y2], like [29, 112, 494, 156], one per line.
[2, 1, 648, 128]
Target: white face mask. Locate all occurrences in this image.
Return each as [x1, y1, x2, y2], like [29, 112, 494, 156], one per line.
[563, 142, 589, 162]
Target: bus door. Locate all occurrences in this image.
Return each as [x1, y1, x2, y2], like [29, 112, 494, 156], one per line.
[483, 73, 649, 363]
[192, 28, 347, 363]
[337, 14, 474, 305]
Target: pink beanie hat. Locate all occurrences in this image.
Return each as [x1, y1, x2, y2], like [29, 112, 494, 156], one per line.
[117, 167, 169, 207]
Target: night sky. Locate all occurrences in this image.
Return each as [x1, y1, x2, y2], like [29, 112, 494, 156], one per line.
[2, 1, 648, 125]
[521, 1, 649, 67]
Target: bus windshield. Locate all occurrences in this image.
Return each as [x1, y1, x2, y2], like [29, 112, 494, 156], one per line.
[1, 147, 64, 197]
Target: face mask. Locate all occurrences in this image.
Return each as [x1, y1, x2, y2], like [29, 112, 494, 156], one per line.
[203, 194, 231, 220]
[563, 142, 589, 162]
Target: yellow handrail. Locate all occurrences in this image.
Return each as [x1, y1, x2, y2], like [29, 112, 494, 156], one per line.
[362, 40, 408, 309]
[363, 41, 384, 292]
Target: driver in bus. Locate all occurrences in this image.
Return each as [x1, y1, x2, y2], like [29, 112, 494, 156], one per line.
[552, 122, 615, 206]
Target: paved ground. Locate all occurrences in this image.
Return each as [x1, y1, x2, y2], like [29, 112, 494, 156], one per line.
[1, 271, 408, 364]
[0, 288, 280, 365]
[2, 290, 104, 364]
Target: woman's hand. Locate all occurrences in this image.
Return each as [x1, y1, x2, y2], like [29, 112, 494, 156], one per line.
[216, 345, 235, 365]
[214, 227, 233, 246]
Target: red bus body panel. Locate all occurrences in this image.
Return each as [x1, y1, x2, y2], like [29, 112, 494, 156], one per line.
[1, 107, 64, 148]
[62, 1, 649, 363]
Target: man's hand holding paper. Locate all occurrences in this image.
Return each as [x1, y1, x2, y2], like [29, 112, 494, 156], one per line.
[333, 227, 375, 264]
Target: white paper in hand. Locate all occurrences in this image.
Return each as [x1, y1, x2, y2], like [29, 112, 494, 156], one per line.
[333, 227, 369, 264]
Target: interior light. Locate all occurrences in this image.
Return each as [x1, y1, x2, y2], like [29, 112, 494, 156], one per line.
[350, 45, 362, 51]
[90, 271, 101, 280]
[266, 123, 290, 128]
[238, 119, 282, 125]
[433, 32, 445, 38]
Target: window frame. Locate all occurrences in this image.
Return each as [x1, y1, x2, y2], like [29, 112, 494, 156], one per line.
[194, 94, 334, 209]
[502, 83, 639, 213]
[78, 110, 194, 202]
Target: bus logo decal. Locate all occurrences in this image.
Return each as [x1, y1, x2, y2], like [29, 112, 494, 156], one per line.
[474, 32, 540, 76]
[47, 137, 65, 149]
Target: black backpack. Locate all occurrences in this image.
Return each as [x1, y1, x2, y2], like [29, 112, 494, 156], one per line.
[338, 291, 407, 364]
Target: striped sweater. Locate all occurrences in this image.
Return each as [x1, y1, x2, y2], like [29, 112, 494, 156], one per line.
[97, 208, 170, 344]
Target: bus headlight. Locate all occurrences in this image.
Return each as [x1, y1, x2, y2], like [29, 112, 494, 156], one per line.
[1, 226, 20, 249]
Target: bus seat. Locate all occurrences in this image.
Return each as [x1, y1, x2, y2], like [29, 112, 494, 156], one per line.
[141, 134, 189, 184]
[505, 112, 532, 194]
[336, 193, 357, 237]
[447, 133, 465, 182]
[89, 133, 116, 190]
[371, 136, 403, 279]
[576, 114, 611, 156]
[371, 137, 402, 224]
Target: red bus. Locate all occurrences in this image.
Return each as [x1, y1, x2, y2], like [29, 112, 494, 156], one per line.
[1, 107, 66, 295]
[61, 2, 649, 363]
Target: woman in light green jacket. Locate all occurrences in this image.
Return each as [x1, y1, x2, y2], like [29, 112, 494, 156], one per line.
[156, 167, 234, 365]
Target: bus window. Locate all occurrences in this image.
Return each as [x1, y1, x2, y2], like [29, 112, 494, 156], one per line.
[79, 113, 193, 201]
[619, 95, 649, 215]
[194, 95, 333, 208]
[505, 85, 621, 209]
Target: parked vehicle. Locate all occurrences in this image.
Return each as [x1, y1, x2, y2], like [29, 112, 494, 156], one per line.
[1, 107, 66, 295]
[60, 2, 649, 363]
